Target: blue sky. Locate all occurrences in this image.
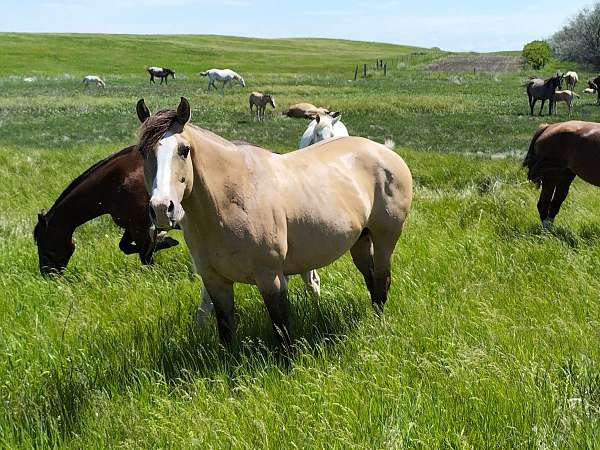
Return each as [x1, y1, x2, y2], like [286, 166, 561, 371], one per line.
[1, 0, 594, 52]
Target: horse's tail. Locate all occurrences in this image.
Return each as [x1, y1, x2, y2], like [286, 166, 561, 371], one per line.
[199, 71, 208, 77]
[523, 123, 550, 186]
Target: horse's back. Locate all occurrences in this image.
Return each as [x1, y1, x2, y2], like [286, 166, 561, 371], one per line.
[283, 136, 412, 207]
[278, 136, 411, 273]
[535, 121, 600, 185]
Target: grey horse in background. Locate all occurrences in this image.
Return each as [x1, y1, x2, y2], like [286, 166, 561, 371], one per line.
[526, 73, 564, 116]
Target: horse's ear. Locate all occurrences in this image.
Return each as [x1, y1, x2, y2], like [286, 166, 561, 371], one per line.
[176, 97, 191, 125]
[136, 98, 151, 123]
[332, 114, 342, 125]
[329, 111, 341, 119]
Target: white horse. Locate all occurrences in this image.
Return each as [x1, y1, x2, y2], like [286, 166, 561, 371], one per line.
[292, 112, 350, 298]
[299, 113, 348, 148]
[199, 69, 245, 90]
[82, 75, 105, 88]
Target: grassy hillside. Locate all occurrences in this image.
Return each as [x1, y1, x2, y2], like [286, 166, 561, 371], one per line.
[0, 34, 599, 448]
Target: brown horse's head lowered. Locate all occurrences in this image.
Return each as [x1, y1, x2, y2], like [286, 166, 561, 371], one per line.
[34, 210, 75, 275]
[137, 97, 194, 230]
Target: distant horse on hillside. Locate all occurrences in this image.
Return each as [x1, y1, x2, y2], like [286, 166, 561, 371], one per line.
[526, 73, 563, 116]
[82, 75, 105, 88]
[199, 69, 245, 90]
[564, 71, 578, 91]
[147, 67, 176, 84]
[523, 120, 600, 229]
[34, 145, 178, 275]
[588, 76, 600, 104]
[249, 92, 276, 120]
[284, 103, 330, 119]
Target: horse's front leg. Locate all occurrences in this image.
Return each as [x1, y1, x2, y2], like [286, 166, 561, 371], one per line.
[539, 99, 546, 116]
[300, 270, 321, 297]
[196, 285, 215, 325]
[256, 271, 291, 347]
[202, 274, 235, 345]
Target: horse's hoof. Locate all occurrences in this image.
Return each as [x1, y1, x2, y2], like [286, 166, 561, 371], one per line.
[157, 236, 179, 250]
[542, 219, 553, 230]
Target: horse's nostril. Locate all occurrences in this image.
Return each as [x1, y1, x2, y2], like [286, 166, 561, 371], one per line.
[168, 201, 174, 214]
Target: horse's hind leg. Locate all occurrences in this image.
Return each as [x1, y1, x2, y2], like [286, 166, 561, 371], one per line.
[547, 172, 576, 224]
[350, 230, 375, 300]
[537, 179, 557, 229]
[370, 236, 398, 310]
[539, 99, 546, 116]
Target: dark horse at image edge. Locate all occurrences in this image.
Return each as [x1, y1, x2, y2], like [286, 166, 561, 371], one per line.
[523, 120, 600, 228]
[34, 145, 179, 275]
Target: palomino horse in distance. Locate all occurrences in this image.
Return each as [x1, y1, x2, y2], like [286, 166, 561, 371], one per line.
[136, 97, 412, 346]
[526, 73, 563, 116]
[523, 120, 600, 228]
[34, 146, 178, 275]
[199, 69, 246, 90]
[147, 67, 176, 85]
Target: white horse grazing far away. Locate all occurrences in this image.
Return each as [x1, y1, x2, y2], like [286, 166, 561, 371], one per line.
[82, 75, 105, 88]
[199, 68, 246, 90]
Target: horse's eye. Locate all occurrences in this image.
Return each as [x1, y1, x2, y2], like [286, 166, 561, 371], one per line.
[178, 146, 190, 159]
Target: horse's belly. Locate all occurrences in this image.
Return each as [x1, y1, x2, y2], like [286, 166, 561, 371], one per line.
[283, 219, 364, 274]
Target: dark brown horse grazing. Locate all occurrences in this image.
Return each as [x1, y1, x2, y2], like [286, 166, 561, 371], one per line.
[526, 73, 563, 116]
[147, 67, 176, 85]
[34, 145, 178, 275]
[523, 120, 600, 228]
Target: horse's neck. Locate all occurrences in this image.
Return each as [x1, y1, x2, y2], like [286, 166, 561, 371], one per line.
[47, 173, 110, 238]
[187, 129, 248, 213]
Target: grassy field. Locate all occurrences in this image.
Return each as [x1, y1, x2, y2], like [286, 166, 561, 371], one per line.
[1, 33, 599, 448]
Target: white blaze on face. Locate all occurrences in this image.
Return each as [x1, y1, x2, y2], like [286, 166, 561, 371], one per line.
[153, 131, 177, 200]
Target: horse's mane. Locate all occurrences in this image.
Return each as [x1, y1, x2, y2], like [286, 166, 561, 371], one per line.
[138, 108, 238, 155]
[49, 145, 134, 213]
[138, 108, 179, 155]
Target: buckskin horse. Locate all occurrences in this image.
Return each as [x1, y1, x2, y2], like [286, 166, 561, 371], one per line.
[136, 97, 412, 346]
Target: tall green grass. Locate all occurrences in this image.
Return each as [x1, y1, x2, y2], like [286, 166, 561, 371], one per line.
[0, 34, 599, 448]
